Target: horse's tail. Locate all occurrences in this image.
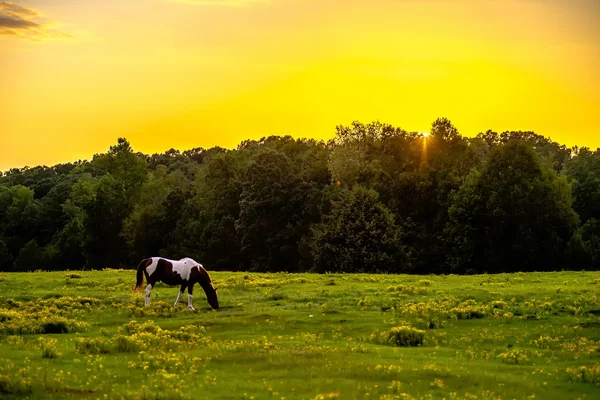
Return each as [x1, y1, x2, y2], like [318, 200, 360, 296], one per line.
[131, 258, 149, 300]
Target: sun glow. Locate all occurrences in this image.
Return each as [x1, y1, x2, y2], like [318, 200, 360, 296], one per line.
[421, 132, 429, 166]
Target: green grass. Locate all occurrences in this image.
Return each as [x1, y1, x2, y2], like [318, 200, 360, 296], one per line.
[0, 270, 599, 399]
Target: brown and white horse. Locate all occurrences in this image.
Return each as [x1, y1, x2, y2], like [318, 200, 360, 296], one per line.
[132, 257, 219, 311]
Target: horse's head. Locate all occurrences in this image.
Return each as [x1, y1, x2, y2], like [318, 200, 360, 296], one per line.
[196, 264, 219, 310]
[204, 283, 219, 310]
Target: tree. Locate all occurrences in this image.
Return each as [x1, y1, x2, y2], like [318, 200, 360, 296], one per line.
[122, 166, 191, 260]
[0, 120, 596, 274]
[236, 149, 303, 271]
[567, 218, 600, 270]
[563, 147, 600, 224]
[14, 239, 45, 271]
[0, 185, 35, 266]
[237, 136, 332, 270]
[329, 121, 411, 187]
[311, 185, 408, 273]
[430, 117, 461, 145]
[384, 119, 483, 273]
[65, 138, 148, 268]
[445, 140, 578, 273]
[0, 239, 13, 271]
[93, 138, 148, 190]
[328, 145, 363, 186]
[477, 130, 571, 172]
[165, 151, 246, 269]
[42, 175, 93, 270]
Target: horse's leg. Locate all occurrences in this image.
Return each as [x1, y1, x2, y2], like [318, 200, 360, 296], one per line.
[145, 280, 156, 306]
[187, 283, 195, 312]
[174, 283, 186, 308]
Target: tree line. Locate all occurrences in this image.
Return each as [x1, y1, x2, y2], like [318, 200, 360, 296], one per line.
[1, 118, 599, 274]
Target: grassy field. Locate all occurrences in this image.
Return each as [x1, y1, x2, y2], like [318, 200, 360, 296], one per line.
[0, 270, 599, 400]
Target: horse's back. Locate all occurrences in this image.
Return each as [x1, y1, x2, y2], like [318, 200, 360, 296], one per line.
[149, 256, 198, 265]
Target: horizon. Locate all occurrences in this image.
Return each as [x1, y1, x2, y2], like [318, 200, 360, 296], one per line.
[0, 121, 595, 173]
[2, 0, 599, 171]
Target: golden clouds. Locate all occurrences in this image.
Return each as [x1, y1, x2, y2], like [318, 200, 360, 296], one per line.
[0, 1, 71, 40]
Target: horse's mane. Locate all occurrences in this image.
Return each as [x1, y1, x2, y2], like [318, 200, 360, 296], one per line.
[198, 265, 213, 284]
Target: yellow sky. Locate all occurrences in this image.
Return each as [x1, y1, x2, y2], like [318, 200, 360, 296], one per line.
[1, 0, 599, 170]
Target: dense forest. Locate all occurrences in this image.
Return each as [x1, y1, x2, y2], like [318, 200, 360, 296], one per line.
[1, 118, 599, 274]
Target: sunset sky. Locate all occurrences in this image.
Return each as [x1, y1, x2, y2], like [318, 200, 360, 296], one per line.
[1, 0, 598, 171]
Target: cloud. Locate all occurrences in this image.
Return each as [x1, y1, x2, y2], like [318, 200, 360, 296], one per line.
[0, 1, 72, 40]
[170, 0, 269, 6]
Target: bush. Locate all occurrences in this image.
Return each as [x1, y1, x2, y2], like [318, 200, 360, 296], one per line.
[567, 364, 600, 384]
[41, 345, 59, 359]
[497, 349, 529, 365]
[75, 337, 112, 354]
[37, 338, 61, 359]
[42, 320, 69, 334]
[0, 309, 90, 335]
[450, 301, 487, 319]
[372, 326, 425, 347]
[116, 335, 140, 353]
[0, 375, 33, 395]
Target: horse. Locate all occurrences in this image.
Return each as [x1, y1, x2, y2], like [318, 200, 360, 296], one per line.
[132, 257, 219, 311]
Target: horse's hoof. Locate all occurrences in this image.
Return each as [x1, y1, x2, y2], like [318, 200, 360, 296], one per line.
[189, 307, 195, 312]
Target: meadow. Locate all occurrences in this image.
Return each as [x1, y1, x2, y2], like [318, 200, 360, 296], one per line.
[0, 270, 599, 400]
